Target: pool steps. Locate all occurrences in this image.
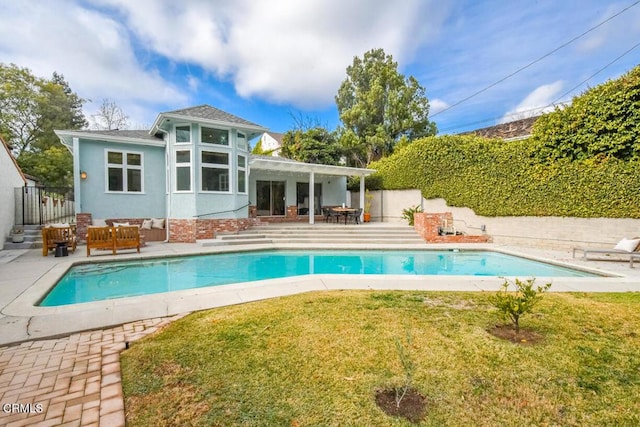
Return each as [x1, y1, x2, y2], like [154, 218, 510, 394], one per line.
[199, 224, 425, 247]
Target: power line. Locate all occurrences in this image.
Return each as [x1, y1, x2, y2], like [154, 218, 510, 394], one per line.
[551, 40, 640, 105]
[440, 36, 640, 134]
[431, 0, 640, 118]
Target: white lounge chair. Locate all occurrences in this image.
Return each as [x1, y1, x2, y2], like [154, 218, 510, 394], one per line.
[573, 237, 640, 267]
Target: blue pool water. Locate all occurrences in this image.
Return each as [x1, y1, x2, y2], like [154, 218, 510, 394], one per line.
[39, 250, 596, 306]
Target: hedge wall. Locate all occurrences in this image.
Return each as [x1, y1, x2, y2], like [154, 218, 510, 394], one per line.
[371, 135, 640, 218]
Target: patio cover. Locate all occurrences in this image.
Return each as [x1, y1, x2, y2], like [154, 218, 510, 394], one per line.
[249, 156, 375, 224]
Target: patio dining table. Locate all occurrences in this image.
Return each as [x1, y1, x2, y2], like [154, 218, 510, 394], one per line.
[331, 207, 357, 225]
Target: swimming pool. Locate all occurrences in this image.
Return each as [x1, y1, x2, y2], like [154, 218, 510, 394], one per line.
[39, 250, 596, 306]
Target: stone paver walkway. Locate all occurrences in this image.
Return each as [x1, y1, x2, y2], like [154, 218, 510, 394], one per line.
[0, 314, 187, 427]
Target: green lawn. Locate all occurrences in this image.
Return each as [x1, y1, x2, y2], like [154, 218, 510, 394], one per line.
[121, 291, 640, 426]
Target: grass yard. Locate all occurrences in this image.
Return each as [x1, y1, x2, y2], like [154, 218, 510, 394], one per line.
[121, 290, 640, 426]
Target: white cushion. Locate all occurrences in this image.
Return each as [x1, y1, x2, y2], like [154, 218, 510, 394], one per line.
[151, 218, 165, 229]
[141, 219, 153, 230]
[113, 222, 130, 227]
[92, 219, 107, 227]
[48, 223, 70, 228]
[614, 238, 640, 252]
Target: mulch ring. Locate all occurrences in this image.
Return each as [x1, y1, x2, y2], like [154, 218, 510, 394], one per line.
[375, 387, 427, 424]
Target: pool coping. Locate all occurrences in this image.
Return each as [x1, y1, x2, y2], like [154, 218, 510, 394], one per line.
[1, 243, 638, 345]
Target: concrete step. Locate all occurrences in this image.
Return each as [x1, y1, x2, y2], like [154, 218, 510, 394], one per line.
[200, 238, 272, 247]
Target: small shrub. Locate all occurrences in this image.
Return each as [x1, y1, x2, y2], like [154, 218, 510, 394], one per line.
[401, 205, 422, 226]
[489, 278, 551, 336]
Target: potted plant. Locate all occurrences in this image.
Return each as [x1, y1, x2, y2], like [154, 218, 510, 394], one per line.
[363, 189, 373, 222]
[11, 226, 24, 243]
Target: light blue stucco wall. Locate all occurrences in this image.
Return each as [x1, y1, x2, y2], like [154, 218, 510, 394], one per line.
[78, 139, 166, 219]
[167, 123, 250, 219]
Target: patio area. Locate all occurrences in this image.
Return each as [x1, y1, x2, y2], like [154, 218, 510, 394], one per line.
[1, 239, 640, 426]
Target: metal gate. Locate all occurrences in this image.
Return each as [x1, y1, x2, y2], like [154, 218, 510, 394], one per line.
[15, 186, 75, 225]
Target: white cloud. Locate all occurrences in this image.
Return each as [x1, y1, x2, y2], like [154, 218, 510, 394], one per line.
[500, 81, 564, 123]
[429, 99, 449, 115]
[0, 0, 187, 126]
[91, 0, 450, 108]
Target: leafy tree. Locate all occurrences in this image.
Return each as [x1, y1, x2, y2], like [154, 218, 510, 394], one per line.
[90, 98, 129, 130]
[0, 63, 87, 187]
[280, 127, 342, 165]
[336, 48, 437, 167]
[532, 64, 640, 161]
[0, 64, 40, 156]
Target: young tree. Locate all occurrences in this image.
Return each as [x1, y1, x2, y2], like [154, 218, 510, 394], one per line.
[280, 127, 342, 165]
[335, 48, 437, 167]
[90, 98, 130, 130]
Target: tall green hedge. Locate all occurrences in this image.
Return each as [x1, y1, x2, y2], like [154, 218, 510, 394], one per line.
[371, 135, 640, 218]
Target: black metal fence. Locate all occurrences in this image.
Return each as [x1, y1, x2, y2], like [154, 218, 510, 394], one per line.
[15, 186, 75, 225]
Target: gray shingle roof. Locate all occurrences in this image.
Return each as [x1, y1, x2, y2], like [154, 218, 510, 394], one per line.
[164, 104, 263, 128]
[79, 129, 161, 141]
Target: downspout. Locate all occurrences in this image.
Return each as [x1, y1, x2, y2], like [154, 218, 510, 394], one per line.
[155, 128, 170, 242]
[73, 137, 81, 212]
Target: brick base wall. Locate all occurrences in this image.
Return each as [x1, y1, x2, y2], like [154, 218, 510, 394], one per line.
[76, 213, 92, 243]
[168, 218, 261, 243]
[414, 212, 492, 244]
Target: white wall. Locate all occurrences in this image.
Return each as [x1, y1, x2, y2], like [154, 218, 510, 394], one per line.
[0, 145, 26, 249]
[352, 189, 640, 250]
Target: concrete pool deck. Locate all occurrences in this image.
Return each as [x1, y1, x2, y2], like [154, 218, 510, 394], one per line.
[1, 241, 640, 426]
[1, 241, 640, 346]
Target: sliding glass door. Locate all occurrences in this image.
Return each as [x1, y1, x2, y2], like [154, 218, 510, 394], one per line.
[256, 180, 286, 216]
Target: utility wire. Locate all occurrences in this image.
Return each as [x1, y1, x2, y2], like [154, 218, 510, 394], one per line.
[431, 0, 640, 118]
[551, 39, 640, 105]
[440, 37, 640, 133]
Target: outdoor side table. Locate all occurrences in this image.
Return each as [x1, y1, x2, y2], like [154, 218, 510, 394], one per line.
[54, 241, 69, 257]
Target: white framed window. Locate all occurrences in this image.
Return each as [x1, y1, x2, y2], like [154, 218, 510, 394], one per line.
[106, 150, 143, 193]
[175, 124, 191, 144]
[201, 150, 230, 192]
[201, 127, 229, 146]
[175, 149, 192, 192]
[237, 154, 247, 193]
[237, 132, 248, 150]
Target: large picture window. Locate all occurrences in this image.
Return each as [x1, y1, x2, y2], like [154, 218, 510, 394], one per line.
[106, 150, 143, 193]
[201, 127, 229, 146]
[175, 150, 191, 192]
[201, 150, 229, 192]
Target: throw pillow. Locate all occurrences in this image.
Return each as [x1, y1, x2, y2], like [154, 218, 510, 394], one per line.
[613, 238, 640, 252]
[141, 219, 153, 230]
[92, 219, 107, 227]
[151, 218, 165, 229]
[113, 222, 130, 227]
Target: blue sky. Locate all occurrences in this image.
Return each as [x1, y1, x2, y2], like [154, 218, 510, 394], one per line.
[1, 0, 639, 137]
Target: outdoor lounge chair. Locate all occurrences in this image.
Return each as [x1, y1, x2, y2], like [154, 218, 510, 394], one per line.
[573, 237, 640, 267]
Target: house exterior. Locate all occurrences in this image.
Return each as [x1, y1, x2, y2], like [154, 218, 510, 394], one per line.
[55, 105, 373, 243]
[257, 131, 284, 156]
[0, 135, 27, 249]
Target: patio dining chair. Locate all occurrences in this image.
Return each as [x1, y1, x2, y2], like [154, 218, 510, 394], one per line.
[348, 208, 363, 224]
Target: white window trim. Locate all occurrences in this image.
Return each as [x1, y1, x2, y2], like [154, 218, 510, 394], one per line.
[200, 126, 230, 147]
[174, 148, 193, 193]
[237, 154, 247, 194]
[237, 132, 248, 151]
[174, 123, 192, 145]
[105, 149, 144, 194]
[200, 148, 231, 193]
